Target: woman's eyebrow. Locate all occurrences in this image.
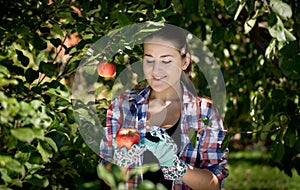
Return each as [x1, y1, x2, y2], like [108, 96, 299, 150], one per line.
[144, 53, 153, 57]
[143, 54, 174, 58]
[160, 54, 174, 58]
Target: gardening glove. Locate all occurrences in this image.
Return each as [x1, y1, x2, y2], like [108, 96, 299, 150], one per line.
[113, 143, 146, 167]
[144, 126, 188, 180]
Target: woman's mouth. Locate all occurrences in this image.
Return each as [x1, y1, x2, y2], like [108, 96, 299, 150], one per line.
[153, 76, 166, 81]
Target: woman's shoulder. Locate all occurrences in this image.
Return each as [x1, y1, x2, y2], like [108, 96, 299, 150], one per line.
[111, 86, 150, 103]
[196, 95, 213, 108]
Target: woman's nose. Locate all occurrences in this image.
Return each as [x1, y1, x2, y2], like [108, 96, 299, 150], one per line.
[152, 61, 161, 74]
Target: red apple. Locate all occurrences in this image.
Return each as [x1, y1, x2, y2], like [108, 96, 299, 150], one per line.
[97, 62, 116, 78]
[116, 128, 140, 150]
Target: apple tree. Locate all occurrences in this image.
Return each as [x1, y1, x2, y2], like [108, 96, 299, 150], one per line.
[0, 0, 300, 189]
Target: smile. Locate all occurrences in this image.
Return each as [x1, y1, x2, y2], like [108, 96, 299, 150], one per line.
[153, 76, 166, 80]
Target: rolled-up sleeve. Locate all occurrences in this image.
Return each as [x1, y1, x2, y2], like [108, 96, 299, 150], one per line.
[99, 98, 121, 164]
[198, 98, 229, 186]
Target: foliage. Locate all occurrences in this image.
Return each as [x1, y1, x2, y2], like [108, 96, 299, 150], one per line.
[223, 149, 300, 190]
[0, 0, 299, 189]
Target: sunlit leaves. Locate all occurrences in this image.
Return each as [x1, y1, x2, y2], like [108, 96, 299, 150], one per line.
[244, 10, 259, 34]
[270, 0, 292, 20]
[24, 173, 49, 188]
[0, 0, 299, 188]
[10, 128, 38, 143]
[268, 16, 296, 42]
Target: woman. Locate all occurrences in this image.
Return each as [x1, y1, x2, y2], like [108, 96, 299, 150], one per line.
[99, 24, 229, 190]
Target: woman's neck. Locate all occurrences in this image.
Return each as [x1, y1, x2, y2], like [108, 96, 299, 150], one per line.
[150, 83, 183, 102]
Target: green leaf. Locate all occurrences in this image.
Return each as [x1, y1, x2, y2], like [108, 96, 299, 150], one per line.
[279, 54, 300, 79]
[44, 137, 58, 152]
[25, 162, 45, 174]
[212, 29, 225, 43]
[283, 28, 296, 41]
[49, 38, 62, 48]
[295, 139, 300, 152]
[293, 157, 300, 176]
[16, 50, 29, 67]
[221, 133, 232, 152]
[116, 12, 131, 27]
[198, 0, 204, 14]
[233, 0, 246, 20]
[24, 174, 49, 188]
[46, 88, 70, 101]
[14, 151, 31, 164]
[51, 23, 64, 37]
[37, 141, 52, 163]
[270, 140, 285, 162]
[39, 61, 57, 77]
[244, 10, 259, 34]
[25, 68, 39, 83]
[268, 17, 286, 41]
[97, 164, 116, 188]
[188, 128, 197, 148]
[0, 65, 10, 77]
[224, 0, 239, 16]
[283, 127, 297, 148]
[32, 128, 45, 140]
[10, 128, 35, 143]
[65, 60, 79, 73]
[137, 180, 155, 189]
[171, 0, 183, 14]
[265, 39, 277, 59]
[0, 155, 25, 175]
[0, 168, 12, 183]
[270, 0, 292, 20]
[160, 0, 167, 7]
[33, 34, 47, 50]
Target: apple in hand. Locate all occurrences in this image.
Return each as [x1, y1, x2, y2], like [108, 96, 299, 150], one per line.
[97, 61, 116, 78]
[116, 128, 140, 150]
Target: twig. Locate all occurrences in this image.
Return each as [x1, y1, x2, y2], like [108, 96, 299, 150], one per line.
[227, 126, 282, 134]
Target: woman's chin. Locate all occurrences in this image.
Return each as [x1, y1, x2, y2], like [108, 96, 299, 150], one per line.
[150, 84, 168, 92]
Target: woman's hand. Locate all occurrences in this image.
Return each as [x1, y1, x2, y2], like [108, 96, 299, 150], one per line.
[144, 126, 188, 180]
[113, 143, 146, 167]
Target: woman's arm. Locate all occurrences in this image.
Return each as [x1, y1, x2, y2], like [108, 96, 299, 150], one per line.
[182, 164, 220, 190]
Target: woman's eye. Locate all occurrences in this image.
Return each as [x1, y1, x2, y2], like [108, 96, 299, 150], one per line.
[162, 60, 171, 64]
[145, 60, 155, 64]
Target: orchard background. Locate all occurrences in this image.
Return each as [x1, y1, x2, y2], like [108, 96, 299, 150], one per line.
[1, 0, 300, 189]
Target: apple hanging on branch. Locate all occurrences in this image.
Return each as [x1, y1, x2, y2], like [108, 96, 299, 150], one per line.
[116, 128, 141, 150]
[97, 61, 116, 78]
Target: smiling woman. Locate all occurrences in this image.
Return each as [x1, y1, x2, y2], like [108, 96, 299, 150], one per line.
[99, 24, 229, 190]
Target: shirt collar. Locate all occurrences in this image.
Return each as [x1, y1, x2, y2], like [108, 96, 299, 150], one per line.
[128, 82, 197, 104]
[128, 85, 151, 104]
[182, 83, 197, 104]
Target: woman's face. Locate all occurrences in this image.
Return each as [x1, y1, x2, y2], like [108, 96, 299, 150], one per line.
[143, 40, 189, 93]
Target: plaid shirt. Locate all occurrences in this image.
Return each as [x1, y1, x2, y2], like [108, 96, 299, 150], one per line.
[99, 84, 229, 189]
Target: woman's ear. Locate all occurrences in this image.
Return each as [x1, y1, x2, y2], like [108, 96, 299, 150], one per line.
[182, 53, 191, 70]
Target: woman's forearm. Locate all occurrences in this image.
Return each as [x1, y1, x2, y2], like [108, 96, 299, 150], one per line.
[182, 164, 220, 190]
